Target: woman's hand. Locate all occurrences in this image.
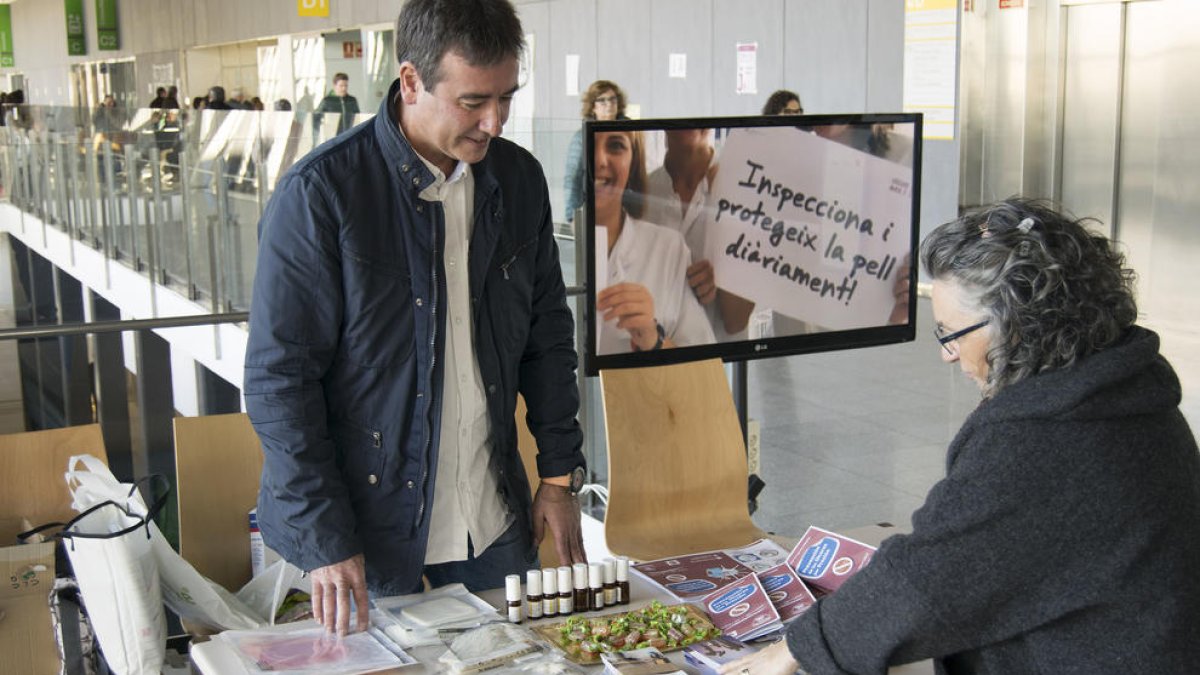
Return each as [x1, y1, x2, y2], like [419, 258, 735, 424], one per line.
[597, 282, 659, 350]
[888, 254, 912, 325]
[718, 639, 804, 675]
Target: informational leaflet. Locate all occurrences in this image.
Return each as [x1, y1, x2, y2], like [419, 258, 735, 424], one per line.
[785, 526, 877, 594]
[756, 563, 817, 622]
[683, 636, 756, 674]
[632, 551, 754, 602]
[723, 538, 790, 573]
[699, 574, 781, 641]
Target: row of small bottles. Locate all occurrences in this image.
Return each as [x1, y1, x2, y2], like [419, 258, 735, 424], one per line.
[505, 557, 630, 623]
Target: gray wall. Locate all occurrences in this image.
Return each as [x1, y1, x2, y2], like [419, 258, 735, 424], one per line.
[516, 0, 959, 240]
[0, 0, 959, 234]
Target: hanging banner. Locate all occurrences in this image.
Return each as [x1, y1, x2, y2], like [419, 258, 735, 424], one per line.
[95, 0, 119, 51]
[0, 6, 13, 67]
[298, 0, 330, 17]
[66, 0, 87, 56]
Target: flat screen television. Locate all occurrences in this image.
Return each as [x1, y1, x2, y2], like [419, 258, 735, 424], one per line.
[584, 113, 922, 374]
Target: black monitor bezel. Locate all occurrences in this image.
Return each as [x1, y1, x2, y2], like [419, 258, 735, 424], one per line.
[583, 112, 923, 376]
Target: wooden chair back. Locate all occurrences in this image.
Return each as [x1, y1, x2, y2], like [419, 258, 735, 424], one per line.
[600, 359, 765, 560]
[0, 424, 107, 543]
[174, 412, 263, 593]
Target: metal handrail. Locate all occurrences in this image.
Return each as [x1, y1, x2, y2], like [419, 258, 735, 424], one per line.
[0, 311, 249, 340]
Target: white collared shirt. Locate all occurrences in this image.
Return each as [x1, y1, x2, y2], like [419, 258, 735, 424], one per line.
[643, 165, 714, 264]
[599, 214, 715, 355]
[419, 156, 512, 564]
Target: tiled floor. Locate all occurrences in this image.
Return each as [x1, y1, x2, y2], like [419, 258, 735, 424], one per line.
[747, 299, 1200, 538]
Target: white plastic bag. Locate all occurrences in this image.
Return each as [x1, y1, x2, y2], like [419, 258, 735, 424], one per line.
[61, 489, 167, 675]
[236, 558, 312, 625]
[64, 454, 265, 632]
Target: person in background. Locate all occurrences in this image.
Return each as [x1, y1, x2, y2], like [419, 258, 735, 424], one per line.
[149, 86, 168, 108]
[191, 96, 206, 111]
[563, 79, 627, 223]
[246, 0, 586, 638]
[273, 99, 292, 111]
[761, 89, 803, 115]
[316, 72, 361, 135]
[250, 96, 265, 111]
[205, 86, 232, 111]
[92, 94, 120, 133]
[641, 127, 757, 339]
[593, 128, 714, 354]
[229, 87, 251, 110]
[721, 198, 1200, 675]
[164, 85, 180, 109]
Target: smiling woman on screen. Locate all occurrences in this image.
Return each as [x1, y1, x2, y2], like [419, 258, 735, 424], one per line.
[594, 129, 715, 355]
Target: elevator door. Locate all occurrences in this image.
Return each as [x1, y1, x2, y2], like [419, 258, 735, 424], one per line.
[1057, 3, 1122, 236]
[1057, 0, 1200, 323]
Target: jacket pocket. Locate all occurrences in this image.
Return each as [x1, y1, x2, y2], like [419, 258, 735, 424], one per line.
[332, 420, 388, 496]
[497, 234, 539, 281]
[341, 249, 414, 368]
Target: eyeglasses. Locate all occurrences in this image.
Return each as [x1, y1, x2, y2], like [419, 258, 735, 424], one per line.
[934, 319, 989, 355]
[594, 95, 618, 106]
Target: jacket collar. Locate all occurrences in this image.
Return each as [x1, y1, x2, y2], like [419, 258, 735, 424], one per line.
[373, 78, 500, 207]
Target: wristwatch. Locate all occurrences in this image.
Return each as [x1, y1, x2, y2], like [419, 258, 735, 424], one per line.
[566, 465, 586, 495]
[633, 321, 665, 352]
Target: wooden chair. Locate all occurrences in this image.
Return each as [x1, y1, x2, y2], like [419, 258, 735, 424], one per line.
[173, 412, 263, 593]
[0, 424, 107, 543]
[600, 359, 765, 561]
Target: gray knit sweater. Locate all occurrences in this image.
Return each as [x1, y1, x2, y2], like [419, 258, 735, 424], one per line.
[786, 327, 1200, 674]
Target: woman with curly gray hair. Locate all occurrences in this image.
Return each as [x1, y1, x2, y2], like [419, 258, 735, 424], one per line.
[723, 198, 1200, 675]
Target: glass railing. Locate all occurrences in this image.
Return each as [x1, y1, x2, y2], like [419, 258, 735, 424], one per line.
[0, 104, 589, 311]
[0, 104, 608, 484]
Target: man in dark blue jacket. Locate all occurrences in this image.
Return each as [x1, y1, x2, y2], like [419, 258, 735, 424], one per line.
[244, 0, 586, 636]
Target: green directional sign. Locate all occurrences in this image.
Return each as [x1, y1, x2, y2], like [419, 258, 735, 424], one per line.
[66, 0, 86, 56]
[95, 0, 119, 51]
[0, 6, 13, 67]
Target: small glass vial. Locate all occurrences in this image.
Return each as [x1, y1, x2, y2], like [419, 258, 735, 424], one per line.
[525, 569, 543, 619]
[603, 558, 617, 606]
[542, 568, 558, 618]
[588, 562, 605, 611]
[573, 562, 590, 612]
[557, 566, 574, 615]
[616, 556, 631, 605]
[505, 574, 523, 623]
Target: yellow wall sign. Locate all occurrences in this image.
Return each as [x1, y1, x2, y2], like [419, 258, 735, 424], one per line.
[298, 0, 329, 18]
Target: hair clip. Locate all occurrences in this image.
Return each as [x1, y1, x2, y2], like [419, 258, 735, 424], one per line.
[1017, 217, 1035, 234]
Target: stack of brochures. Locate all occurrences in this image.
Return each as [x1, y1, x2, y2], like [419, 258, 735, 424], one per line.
[682, 636, 756, 674]
[631, 529, 878, 639]
[601, 647, 687, 674]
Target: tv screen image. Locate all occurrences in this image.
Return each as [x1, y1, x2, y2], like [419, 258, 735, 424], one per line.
[585, 114, 922, 374]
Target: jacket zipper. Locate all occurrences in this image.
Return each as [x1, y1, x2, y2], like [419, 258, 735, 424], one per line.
[417, 207, 439, 529]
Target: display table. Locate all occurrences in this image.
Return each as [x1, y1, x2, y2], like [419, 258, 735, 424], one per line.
[191, 526, 933, 674]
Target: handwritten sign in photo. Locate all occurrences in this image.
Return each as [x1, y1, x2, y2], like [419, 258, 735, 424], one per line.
[704, 127, 913, 331]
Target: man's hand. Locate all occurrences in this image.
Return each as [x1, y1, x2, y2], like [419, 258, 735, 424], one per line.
[686, 259, 717, 305]
[531, 482, 587, 566]
[309, 553, 369, 636]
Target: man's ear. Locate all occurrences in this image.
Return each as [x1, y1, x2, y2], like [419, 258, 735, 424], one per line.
[398, 62, 422, 105]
